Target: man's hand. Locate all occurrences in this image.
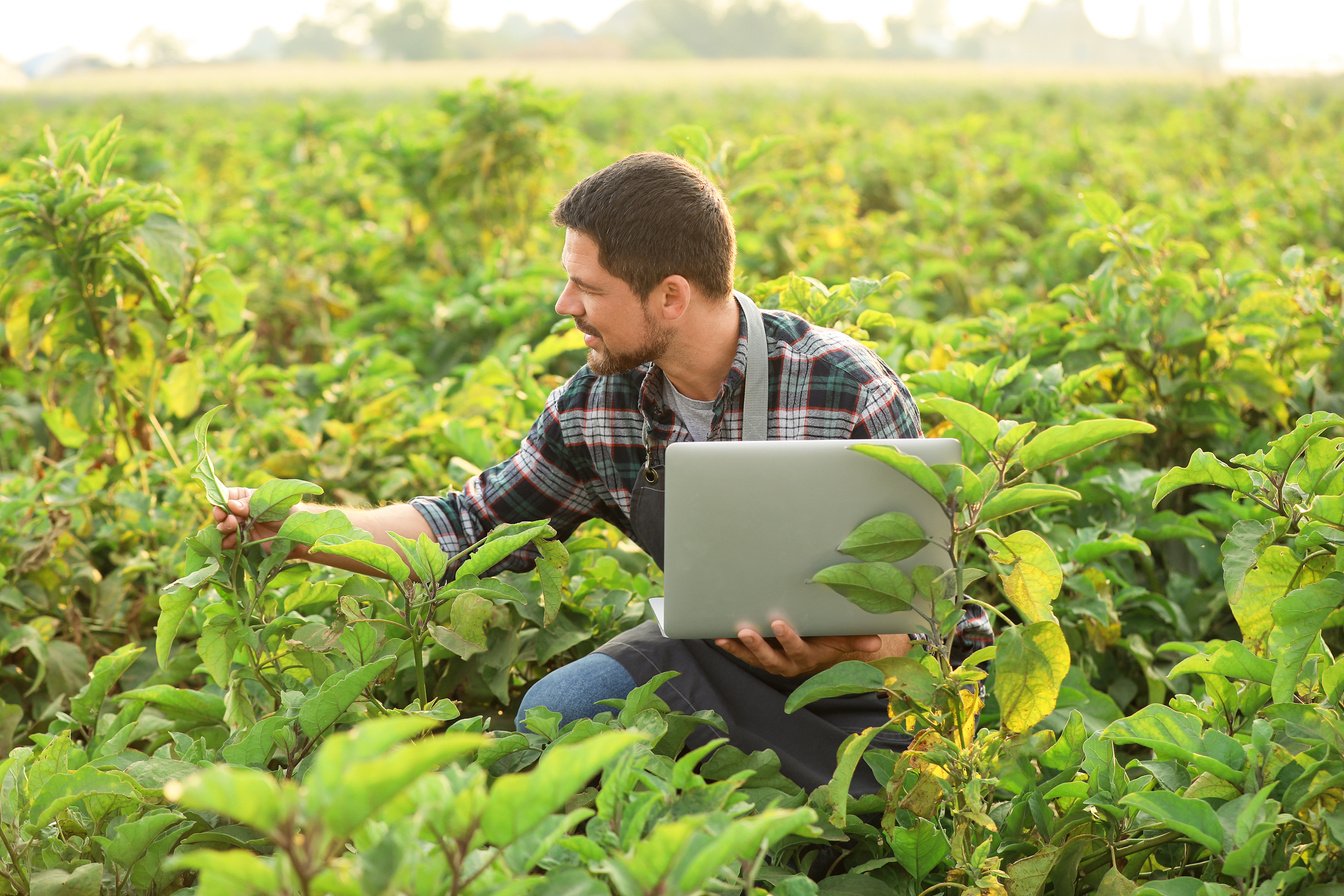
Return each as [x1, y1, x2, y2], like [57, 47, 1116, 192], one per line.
[714, 621, 911, 679]
[212, 486, 292, 552]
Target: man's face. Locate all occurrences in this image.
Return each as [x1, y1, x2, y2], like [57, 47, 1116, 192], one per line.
[555, 230, 671, 376]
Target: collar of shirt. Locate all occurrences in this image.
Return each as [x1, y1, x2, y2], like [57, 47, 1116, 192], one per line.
[635, 300, 751, 447]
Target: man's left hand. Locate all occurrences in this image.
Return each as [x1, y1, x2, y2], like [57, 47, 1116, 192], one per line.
[715, 621, 907, 678]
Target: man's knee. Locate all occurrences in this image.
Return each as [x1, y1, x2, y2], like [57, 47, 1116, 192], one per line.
[515, 652, 637, 731]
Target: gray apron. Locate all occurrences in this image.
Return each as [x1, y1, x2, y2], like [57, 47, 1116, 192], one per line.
[596, 292, 907, 794]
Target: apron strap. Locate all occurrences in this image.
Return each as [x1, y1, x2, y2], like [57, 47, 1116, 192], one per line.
[734, 291, 769, 441]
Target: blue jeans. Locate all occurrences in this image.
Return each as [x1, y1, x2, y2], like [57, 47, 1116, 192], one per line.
[515, 652, 637, 732]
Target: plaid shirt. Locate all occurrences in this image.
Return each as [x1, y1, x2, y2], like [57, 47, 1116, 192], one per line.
[413, 306, 993, 658]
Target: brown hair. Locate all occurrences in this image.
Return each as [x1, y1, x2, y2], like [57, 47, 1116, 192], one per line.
[552, 152, 736, 301]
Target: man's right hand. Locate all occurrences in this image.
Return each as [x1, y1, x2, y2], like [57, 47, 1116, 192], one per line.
[212, 486, 288, 551]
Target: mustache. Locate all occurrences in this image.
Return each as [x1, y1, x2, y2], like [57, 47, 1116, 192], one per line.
[573, 320, 598, 337]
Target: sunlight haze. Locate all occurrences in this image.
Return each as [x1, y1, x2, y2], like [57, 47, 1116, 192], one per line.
[1, 0, 1341, 73]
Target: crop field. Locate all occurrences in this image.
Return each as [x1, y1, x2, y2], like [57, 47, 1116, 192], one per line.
[1, 66, 1343, 894]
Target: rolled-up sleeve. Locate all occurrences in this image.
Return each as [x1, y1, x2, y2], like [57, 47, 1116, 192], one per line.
[411, 382, 602, 573]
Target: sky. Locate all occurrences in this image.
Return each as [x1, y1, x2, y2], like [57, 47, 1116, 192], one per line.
[1, 0, 1342, 74]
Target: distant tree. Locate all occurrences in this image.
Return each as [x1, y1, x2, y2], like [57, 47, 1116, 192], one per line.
[284, 19, 356, 60]
[129, 28, 188, 67]
[371, 0, 452, 61]
[233, 27, 284, 62]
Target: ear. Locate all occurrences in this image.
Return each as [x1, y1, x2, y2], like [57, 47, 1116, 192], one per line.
[649, 275, 693, 322]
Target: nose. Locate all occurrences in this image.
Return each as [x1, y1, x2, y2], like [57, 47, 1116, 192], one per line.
[555, 284, 581, 317]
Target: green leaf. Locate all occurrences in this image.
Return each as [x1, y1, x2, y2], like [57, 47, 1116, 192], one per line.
[117, 685, 226, 728]
[221, 716, 290, 767]
[31, 765, 140, 827]
[1004, 845, 1060, 896]
[457, 520, 553, 578]
[1169, 641, 1274, 685]
[1119, 791, 1224, 852]
[276, 509, 366, 546]
[163, 355, 206, 418]
[811, 562, 914, 614]
[873, 655, 938, 703]
[1231, 545, 1331, 647]
[449, 592, 494, 649]
[199, 266, 247, 336]
[1018, 419, 1153, 472]
[97, 810, 190, 877]
[993, 621, 1070, 734]
[827, 726, 883, 825]
[298, 656, 395, 739]
[920, 396, 1000, 454]
[1102, 705, 1242, 782]
[248, 479, 322, 524]
[164, 764, 296, 833]
[156, 586, 198, 669]
[1154, 449, 1256, 508]
[30, 865, 103, 896]
[1238, 411, 1344, 474]
[193, 405, 230, 509]
[198, 611, 241, 689]
[306, 719, 483, 842]
[984, 530, 1062, 624]
[1268, 574, 1344, 703]
[168, 848, 280, 892]
[887, 817, 950, 881]
[838, 512, 928, 562]
[536, 538, 569, 625]
[1308, 495, 1344, 526]
[1081, 190, 1124, 225]
[851, 443, 947, 503]
[70, 643, 144, 727]
[481, 731, 640, 845]
[785, 661, 885, 713]
[42, 406, 87, 448]
[310, 536, 410, 583]
[979, 484, 1080, 524]
[430, 624, 487, 660]
[390, 531, 448, 585]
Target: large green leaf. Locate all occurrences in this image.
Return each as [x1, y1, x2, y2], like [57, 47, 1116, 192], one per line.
[31, 765, 141, 827]
[920, 396, 1000, 454]
[1169, 641, 1274, 685]
[164, 764, 296, 834]
[784, 661, 885, 714]
[305, 718, 482, 842]
[811, 562, 914, 614]
[247, 479, 322, 524]
[117, 685, 226, 728]
[984, 530, 1062, 624]
[980, 484, 1080, 524]
[456, 520, 553, 578]
[1004, 845, 1061, 896]
[448, 592, 494, 650]
[837, 512, 928, 562]
[1268, 574, 1344, 703]
[390, 531, 449, 585]
[1119, 791, 1224, 853]
[480, 731, 640, 845]
[1153, 449, 1256, 508]
[886, 816, 950, 881]
[1018, 419, 1153, 472]
[30, 865, 103, 896]
[1102, 705, 1241, 782]
[1235, 411, 1344, 475]
[168, 849, 280, 893]
[70, 644, 144, 727]
[310, 535, 410, 583]
[850, 443, 947, 503]
[297, 655, 395, 738]
[993, 621, 1070, 733]
[536, 538, 570, 625]
[276, 510, 366, 546]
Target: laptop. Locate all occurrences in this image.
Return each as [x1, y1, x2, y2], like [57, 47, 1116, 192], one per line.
[649, 438, 960, 639]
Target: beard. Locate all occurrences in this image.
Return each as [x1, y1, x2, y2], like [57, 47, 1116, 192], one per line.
[578, 315, 673, 376]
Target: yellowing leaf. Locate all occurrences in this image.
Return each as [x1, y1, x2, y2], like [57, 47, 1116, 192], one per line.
[984, 530, 1061, 624]
[993, 621, 1070, 733]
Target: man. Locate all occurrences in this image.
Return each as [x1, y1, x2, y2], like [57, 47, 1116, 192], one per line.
[215, 152, 991, 791]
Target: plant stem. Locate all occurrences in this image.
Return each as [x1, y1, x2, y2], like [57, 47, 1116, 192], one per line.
[406, 583, 429, 707]
[0, 824, 28, 893]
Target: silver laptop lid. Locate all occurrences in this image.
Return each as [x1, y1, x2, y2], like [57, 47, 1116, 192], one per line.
[657, 438, 960, 639]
